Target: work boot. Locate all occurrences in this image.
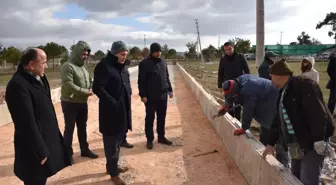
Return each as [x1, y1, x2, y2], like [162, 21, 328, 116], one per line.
[106, 166, 129, 174]
[120, 140, 134, 148]
[147, 141, 153, 150]
[81, 149, 98, 159]
[158, 137, 173, 145]
[111, 176, 126, 185]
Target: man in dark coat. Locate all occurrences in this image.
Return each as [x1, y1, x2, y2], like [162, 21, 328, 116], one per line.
[138, 42, 174, 150]
[263, 59, 335, 185]
[258, 51, 278, 80]
[5, 48, 71, 185]
[327, 53, 335, 115]
[92, 41, 131, 185]
[217, 42, 250, 121]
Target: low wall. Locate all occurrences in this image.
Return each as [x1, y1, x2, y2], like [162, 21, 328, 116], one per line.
[0, 66, 138, 127]
[176, 63, 303, 185]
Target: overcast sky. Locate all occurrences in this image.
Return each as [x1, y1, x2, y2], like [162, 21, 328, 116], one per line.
[0, 0, 335, 53]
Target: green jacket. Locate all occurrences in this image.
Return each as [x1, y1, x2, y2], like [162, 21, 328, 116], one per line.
[60, 41, 91, 103]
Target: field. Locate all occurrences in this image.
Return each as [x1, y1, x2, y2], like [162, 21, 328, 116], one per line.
[179, 59, 330, 104]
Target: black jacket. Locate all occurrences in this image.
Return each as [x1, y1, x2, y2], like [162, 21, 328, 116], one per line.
[258, 57, 274, 80]
[326, 55, 335, 90]
[137, 56, 173, 101]
[92, 52, 132, 136]
[218, 52, 250, 88]
[5, 65, 71, 181]
[268, 76, 335, 151]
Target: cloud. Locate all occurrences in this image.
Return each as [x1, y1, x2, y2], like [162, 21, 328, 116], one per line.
[0, 0, 335, 53]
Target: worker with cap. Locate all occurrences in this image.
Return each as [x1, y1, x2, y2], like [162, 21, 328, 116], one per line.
[218, 74, 289, 167]
[258, 51, 278, 80]
[138, 42, 174, 150]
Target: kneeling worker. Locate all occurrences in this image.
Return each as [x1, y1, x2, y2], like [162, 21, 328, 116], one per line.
[217, 74, 289, 167]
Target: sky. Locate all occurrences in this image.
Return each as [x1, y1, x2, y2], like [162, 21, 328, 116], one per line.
[0, 0, 335, 53]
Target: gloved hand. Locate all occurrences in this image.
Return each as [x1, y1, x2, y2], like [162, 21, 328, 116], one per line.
[233, 128, 245, 136]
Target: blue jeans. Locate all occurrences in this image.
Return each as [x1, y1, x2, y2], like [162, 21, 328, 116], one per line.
[291, 150, 324, 185]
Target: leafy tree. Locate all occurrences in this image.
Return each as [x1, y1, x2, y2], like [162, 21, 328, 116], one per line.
[185, 42, 197, 59]
[94, 50, 105, 60]
[141, 47, 150, 58]
[289, 42, 298, 45]
[202, 44, 218, 59]
[161, 44, 169, 58]
[1, 46, 21, 69]
[297, 32, 312, 45]
[312, 38, 322, 45]
[42, 42, 67, 70]
[129, 46, 141, 60]
[168, 48, 177, 58]
[316, 12, 336, 41]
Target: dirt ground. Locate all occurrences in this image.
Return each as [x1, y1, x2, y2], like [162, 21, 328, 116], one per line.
[0, 68, 247, 185]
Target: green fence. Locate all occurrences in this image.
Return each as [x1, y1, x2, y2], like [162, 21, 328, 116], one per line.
[252, 44, 335, 55]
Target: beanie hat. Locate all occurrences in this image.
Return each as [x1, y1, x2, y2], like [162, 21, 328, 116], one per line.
[150, 42, 161, 53]
[110, 41, 128, 55]
[268, 59, 293, 76]
[265, 51, 278, 58]
[223, 80, 240, 97]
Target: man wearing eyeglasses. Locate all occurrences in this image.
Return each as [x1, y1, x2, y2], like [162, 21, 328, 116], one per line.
[60, 41, 98, 163]
[217, 42, 250, 121]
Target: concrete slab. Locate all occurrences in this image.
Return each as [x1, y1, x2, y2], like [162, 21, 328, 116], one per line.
[176, 63, 303, 185]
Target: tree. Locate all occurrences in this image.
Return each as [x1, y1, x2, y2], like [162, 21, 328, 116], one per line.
[225, 37, 251, 53]
[289, 42, 298, 45]
[161, 44, 169, 59]
[297, 31, 312, 45]
[129, 46, 141, 60]
[316, 12, 336, 42]
[94, 50, 105, 60]
[312, 38, 322, 45]
[185, 42, 197, 59]
[1, 46, 21, 69]
[43, 42, 67, 70]
[168, 48, 177, 58]
[202, 45, 218, 59]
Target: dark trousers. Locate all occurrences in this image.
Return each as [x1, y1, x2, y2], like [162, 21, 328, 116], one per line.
[259, 126, 290, 168]
[23, 178, 47, 185]
[291, 150, 324, 185]
[327, 88, 335, 114]
[61, 101, 89, 156]
[228, 101, 241, 121]
[145, 98, 168, 142]
[103, 134, 123, 176]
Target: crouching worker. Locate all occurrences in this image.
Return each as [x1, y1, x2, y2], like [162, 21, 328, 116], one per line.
[217, 74, 289, 167]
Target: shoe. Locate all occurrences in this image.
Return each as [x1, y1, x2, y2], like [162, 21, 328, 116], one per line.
[81, 149, 98, 159]
[70, 156, 75, 164]
[111, 176, 126, 185]
[106, 166, 129, 174]
[147, 141, 153, 150]
[120, 141, 134, 148]
[158, 137, 173, 145]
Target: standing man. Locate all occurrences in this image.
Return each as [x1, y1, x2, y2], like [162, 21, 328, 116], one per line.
[138, 42, 174, 150]
[218, 74, 289, 167]
[60, 41, 98, 162]
[5, 48, 71, 185]
[218, 42, 250, 121]
[263, 59, 335, 185]
[120, 59, 134, 148]
[92, 41, 132, 185]
[258, 51, 278, 80]
[326, 53, 335, 115]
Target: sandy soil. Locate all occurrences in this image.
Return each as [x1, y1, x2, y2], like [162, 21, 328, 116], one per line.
[0, 68, 247, 185]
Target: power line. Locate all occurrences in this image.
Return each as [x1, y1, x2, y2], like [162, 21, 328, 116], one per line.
[195, 19, 204, 62]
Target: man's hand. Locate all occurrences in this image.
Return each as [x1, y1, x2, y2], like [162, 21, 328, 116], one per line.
[262, 145, 275, 159]
[88, 90, 94, 96]
[141, 97, 147, 103]
[169, 92, 174, 98]
[41, 157, 48, 165]
[233, 128, 245, 136]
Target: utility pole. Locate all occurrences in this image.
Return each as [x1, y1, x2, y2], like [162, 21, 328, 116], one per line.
[256, 0, 265, 74]
[144, 34, 146, 48]
[195, 19, 204, 63]
[280, 32, 283, 45]
[218, 36, 220, 49]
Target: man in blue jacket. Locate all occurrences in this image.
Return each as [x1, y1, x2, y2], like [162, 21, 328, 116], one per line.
[219, 74, 289, 167]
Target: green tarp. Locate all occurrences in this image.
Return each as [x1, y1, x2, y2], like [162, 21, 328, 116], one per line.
[252, 44, 335, 55]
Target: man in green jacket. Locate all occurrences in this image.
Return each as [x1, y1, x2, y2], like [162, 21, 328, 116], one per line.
[60, 41, 98, 162]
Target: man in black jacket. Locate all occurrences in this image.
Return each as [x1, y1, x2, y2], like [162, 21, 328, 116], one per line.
[5, 48, 71, 185]
[92, 41, 132, 185]
[327, 53, 335, 115]
[138, 42, 174, 150]
[263, 59, 335, 185]
[217, 42, 250, 120]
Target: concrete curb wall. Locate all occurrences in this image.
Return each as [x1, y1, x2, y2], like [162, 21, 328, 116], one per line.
[0, 66, 138, 127]
[176, 63, 303, 185]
